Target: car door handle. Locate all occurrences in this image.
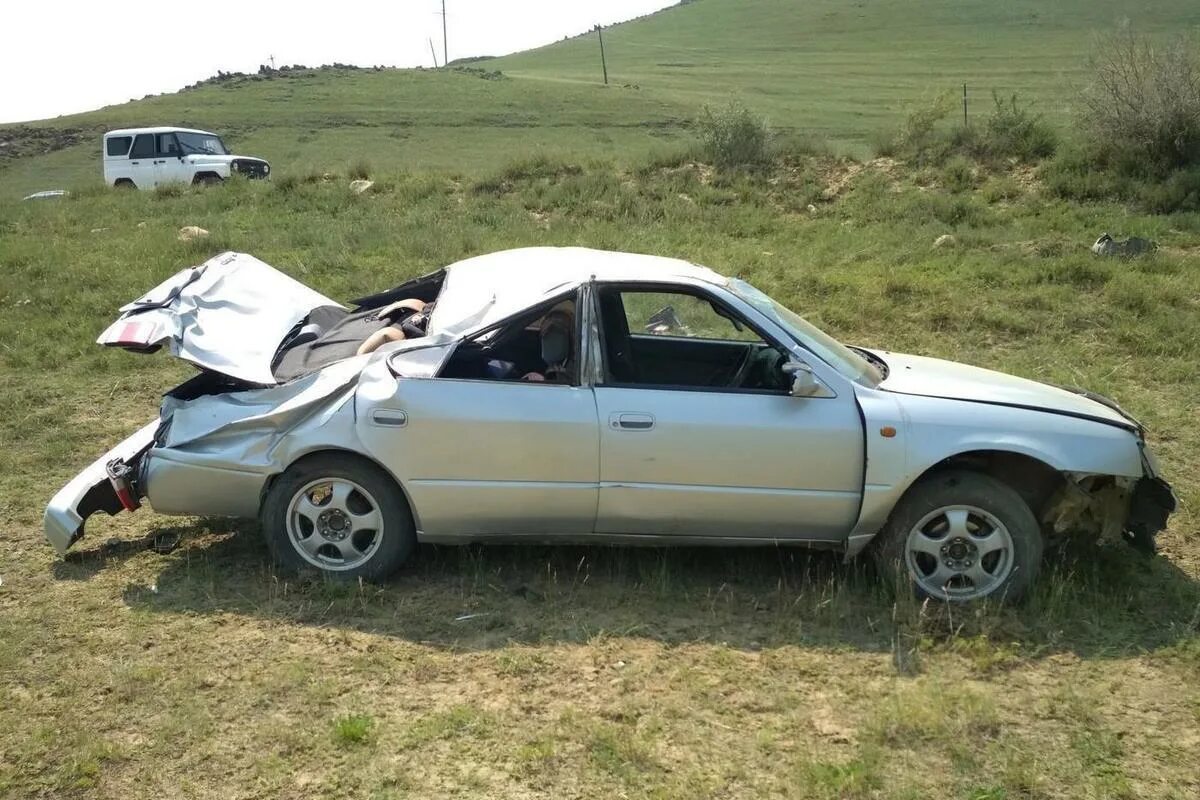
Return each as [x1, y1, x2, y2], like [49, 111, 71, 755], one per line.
[610, 412, 655, 431]
[369, 409, 408, 427]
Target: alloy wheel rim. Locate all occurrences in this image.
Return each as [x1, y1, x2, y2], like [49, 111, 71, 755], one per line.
[904, 504, 1014, 601]
[286, 477, 383, 571]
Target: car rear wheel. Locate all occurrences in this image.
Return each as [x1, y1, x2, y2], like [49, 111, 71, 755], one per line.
[872, 470, 1043, 603]
[262, 454, 415, 581]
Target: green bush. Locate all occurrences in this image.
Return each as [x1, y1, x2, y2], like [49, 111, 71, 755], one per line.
[872, 92, 955, 165]
[981, 175, 1022, 203]
[1138, 165, 1200, 213]
[347, 159, 372, 180]
[978, 92, 1057, 161]
[941, 157, 975, 192]
[697, 102, 771, 168]
[876, 91, 1056, 166]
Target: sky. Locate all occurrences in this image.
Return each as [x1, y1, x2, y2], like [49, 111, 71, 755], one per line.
[0, 0, 677, 123]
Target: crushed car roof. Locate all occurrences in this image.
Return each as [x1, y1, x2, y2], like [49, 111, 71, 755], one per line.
[430, 247, 727, 335]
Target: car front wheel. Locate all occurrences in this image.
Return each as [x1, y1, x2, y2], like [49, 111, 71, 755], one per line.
[261, 453, 415, 581]
[872, 470, 1043, 603]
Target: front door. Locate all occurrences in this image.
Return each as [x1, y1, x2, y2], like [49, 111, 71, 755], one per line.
[154, 132, 185, 185]
[592, 285, 864, 542]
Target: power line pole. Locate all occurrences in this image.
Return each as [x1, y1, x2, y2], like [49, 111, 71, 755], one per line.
[429, 37, 439, 68]
[441, 0, 449, 67]
[595, 24, 608, 85]
[269, 54, 276, 70]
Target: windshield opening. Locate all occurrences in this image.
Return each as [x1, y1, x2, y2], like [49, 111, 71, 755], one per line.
[728, 279, 883, 386]
[176, 132, 228, 156]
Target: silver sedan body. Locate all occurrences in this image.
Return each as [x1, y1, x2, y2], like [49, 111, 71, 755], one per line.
[45, 248, 1175, 601]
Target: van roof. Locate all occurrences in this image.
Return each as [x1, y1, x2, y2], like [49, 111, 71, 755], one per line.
[104, 127, 218, 137]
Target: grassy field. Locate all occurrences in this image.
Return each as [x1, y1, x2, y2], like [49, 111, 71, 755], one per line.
[1, 151, 1198, 797]
[4, 0, 1200, 198]
[1, 0, 1199, 796]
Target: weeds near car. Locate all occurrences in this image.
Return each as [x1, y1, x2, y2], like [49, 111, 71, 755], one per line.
[332, 713, 375, 745]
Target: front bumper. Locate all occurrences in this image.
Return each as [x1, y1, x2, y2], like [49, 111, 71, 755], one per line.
[1125, 475, 1176, 553]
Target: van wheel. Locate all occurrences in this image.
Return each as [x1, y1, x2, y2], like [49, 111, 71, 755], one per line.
[871, 470, 1043, 603]
[261, 453, 415, 581]
[114, 179, 136, 189]
[193, 173, 222, 186]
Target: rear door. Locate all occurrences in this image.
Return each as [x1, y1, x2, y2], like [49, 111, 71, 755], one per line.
[592, 285, 864, 542]
[103, 134, 134, 185]
[356, 292, 601, 539]
[127, 133, 157, 187]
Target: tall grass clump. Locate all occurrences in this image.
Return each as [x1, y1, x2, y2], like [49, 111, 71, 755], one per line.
[347, 159, 372, 181]
[697, 102, 771, 168]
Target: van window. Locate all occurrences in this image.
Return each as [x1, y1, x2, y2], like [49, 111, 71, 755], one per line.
[129, 134, 155, 159]
[156, 133, 180, 157]
[105, 136, 132, 156]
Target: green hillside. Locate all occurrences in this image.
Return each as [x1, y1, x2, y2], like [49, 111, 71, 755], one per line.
[2, 0, 1198, 197]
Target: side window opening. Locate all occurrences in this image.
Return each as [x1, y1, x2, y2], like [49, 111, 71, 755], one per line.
[105, 136, 132, 157]
[598, 286, 789, 392]
[129, 134, 155, 159]
[440, 295, 579, 385]
[157, 133, 180, 157]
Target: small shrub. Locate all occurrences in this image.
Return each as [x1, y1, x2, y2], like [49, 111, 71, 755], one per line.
[873, 92, 955, 165]
[1138, 165, 1200, 213]
[978, 92, 1057, 161]
[981, 175, 1021, 203]
[273, 174, 300, 193]
[347, 159, 372, 180]
[697, 102, 771, 168]
[332, 713, 374, 745]
[941, 156, 975, 192]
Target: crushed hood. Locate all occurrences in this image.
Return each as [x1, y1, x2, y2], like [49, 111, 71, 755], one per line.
[97, 252, 341, 385]
[872, 350, 1136, 429]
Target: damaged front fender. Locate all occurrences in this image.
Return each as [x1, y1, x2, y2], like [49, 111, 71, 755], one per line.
[1042, 472, 1176, 553]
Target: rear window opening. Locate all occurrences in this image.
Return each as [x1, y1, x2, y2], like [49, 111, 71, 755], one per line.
[272, 269, 447, 383]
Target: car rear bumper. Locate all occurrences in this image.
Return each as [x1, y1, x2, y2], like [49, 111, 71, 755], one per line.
[43, 420, 159, 554]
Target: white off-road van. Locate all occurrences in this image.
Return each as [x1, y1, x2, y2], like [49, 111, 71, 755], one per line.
[102, 127, 270, 189]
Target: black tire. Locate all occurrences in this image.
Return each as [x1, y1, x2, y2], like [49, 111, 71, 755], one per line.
[261, 453, 416, 581]
[114, 179, 136, 189]
[871, 469, 1043, 603]
[193, 173, 223, 186]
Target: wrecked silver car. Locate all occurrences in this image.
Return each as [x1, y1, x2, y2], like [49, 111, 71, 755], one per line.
[46, 248, 1175, 602]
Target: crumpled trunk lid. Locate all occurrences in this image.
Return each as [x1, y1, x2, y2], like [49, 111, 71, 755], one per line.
[97, 251, 341, 385]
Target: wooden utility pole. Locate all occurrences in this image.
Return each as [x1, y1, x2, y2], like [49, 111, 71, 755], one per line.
[429, 37, 438, 68]
[595, 24, 608, 85]
[441, 0, 449, 67]
[963, 83, 968, 126]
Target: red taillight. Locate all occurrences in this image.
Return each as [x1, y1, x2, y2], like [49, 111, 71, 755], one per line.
[106, 458, 141, 512]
